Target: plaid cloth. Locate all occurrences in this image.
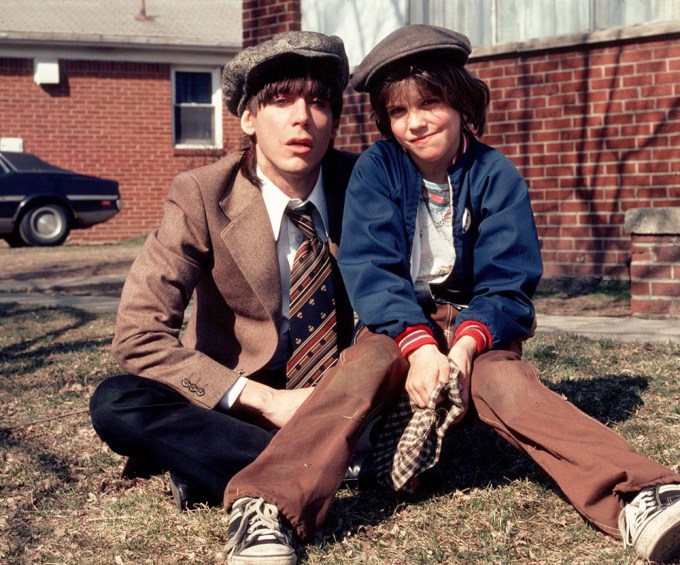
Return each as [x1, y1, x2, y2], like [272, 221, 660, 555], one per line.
[373, 359, 464, 492]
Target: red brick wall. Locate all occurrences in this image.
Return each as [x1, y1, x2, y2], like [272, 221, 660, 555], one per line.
[0, 57, 242, 243]
[243, 0, 301, 47]
[338, 33, 680, 280]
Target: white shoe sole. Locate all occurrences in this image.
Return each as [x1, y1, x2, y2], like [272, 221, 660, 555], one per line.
[228, 553, 296, 565]
[635, 501, 680, 561]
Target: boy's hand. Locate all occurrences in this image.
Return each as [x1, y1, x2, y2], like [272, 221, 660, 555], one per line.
[405, 336, 477, 409]
[447, 335, 476, 382]
[405, 344, 450, 408]
[447, 335, 477, 411]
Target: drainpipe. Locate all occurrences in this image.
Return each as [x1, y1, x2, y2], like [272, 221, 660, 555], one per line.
[136, 0, 150, 21]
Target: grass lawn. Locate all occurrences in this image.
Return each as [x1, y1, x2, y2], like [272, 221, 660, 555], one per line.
[1, 303, 678, 564]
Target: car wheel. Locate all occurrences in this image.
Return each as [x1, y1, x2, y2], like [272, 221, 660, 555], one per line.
[18, 203, 71, 246]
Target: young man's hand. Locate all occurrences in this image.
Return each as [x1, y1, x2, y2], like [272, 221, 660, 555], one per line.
[233, 380, 314, 429]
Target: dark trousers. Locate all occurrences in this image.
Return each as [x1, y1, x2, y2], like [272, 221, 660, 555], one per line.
[89, 332, 408, 541]
[90, 371, 277, 502]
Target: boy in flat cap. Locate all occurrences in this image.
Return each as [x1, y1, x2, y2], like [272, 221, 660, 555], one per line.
[89, 31, 406, 565]
[339, 24, 680, 562]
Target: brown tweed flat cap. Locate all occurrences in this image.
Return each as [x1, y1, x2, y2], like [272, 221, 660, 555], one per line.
[350, 24, 471, 93]
[222, 31, 349, 117]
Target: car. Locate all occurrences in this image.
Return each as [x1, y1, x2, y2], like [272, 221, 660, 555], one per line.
[0, 151, 122, 247]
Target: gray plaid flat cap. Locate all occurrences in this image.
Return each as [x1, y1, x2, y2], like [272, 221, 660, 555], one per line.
[351, 24, 471, 92]
[222, 31, 349, 117]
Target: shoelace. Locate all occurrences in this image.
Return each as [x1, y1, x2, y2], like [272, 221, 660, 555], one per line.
[224, 498, 289, 553]
[621, 488, 660, 545]
[243, 499, 287, 543]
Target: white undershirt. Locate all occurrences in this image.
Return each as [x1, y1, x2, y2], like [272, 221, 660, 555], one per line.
[412, 177, 456, 299]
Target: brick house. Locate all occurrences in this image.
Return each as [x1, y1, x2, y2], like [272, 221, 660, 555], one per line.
[2, 1, 679, 315]
[1, 0, 244, 242]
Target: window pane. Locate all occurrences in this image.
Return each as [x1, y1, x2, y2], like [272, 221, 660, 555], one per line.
[407, 0, 677, 46]
[496, 0, 590, 44]
[175, 72, 212, 104]
[174, 106, 215, 145]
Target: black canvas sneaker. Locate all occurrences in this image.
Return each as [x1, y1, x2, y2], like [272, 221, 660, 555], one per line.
[619, 484, 680, 561]
[222, 497, 297, 565]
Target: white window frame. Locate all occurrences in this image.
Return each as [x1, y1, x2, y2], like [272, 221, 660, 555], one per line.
[171, 67, 223, 150]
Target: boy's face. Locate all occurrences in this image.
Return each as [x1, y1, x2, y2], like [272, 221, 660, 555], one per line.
[386, 81, 462, 183]
[240, 80, 337, 196]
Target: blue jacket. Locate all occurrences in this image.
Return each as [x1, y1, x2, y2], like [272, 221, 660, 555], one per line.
[338, 138, 543, 350]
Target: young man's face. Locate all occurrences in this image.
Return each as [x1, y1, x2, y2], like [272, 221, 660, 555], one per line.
[386, 81, 462, 184]
[241, 80, 337, 197]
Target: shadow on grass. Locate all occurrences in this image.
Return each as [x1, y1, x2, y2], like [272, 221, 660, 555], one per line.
[546, 374, 647, 424]
[322, 374, 649, 543]
[0, 303, 104, 391]
[4, 259, 133, 281]
[0, 428, 82, 560]
[535, 277, 630, 299]
[0, 302, 97, 351]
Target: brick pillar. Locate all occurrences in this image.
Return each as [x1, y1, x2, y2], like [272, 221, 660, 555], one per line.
[242, 0, 301, 47]
[625, 208, 680, 318]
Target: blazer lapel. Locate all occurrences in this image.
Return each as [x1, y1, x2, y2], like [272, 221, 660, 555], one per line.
[219, 172, 282, 318]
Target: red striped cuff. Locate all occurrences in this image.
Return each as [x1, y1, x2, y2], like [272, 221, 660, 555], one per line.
[395, 324, 438, 357]
[454, 321, 492, 355]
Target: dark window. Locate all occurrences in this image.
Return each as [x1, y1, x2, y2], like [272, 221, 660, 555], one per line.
[174, 71, 216, 146]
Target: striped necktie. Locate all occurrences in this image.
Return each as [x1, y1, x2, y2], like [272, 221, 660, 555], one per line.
[285, 204, 338, 388]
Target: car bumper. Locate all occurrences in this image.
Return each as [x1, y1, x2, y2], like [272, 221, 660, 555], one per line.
[71, 197, 122, 228]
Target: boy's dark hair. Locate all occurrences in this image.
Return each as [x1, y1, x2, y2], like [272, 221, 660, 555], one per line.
[370, 57, 490, 140]
[239, 61, 344, 186]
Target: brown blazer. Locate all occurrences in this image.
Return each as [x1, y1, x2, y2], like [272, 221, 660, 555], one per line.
[112, 149, 358, 409]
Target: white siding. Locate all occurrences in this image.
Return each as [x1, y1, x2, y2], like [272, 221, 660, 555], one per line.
[303, 0, 680, 62]
[409, 0, 680, 46]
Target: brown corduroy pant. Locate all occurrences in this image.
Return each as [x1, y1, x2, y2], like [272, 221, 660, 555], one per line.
[224, 331, 408, 542]
[431, 303, 680, 538]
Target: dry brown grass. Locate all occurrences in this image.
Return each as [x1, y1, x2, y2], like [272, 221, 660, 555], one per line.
[0, 241, 143, 281]
[1, 303, 678, 564]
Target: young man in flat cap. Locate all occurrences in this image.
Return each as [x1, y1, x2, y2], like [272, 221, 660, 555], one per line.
[89, 31, 406, 565]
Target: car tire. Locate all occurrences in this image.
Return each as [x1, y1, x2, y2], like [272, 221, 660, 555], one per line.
[18, 203, 71, 246]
